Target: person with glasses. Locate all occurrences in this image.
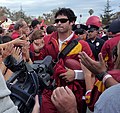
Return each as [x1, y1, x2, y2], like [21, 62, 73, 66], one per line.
[86, 16, 105, 61]
[33, 8, 94, 113]
[51, 40, 120, 113]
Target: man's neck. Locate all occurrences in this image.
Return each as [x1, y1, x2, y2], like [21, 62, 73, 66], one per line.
[58, 31, 72, 41]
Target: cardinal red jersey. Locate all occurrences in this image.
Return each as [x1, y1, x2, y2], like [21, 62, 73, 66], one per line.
[101, 34, 120, 70]
[33, 31, 94, 113]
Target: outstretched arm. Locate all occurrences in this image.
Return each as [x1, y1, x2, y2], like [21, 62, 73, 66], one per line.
[78, 51, 118, 88]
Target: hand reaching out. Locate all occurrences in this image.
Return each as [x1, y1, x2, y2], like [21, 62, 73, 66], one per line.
[78, 51, 107, 75]
[22, 44, 30, 61]
[12, 47, 21, 61]
[2, 43, 14, 60]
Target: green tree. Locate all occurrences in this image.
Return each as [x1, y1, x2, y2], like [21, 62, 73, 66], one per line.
[38, 8, 60, 25]
[11, 10, 32, 23]
[0, 6, 32, 24]
[100, 0, 114, 25]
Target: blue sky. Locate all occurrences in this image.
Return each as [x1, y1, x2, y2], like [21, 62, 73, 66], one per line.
[0, 0, 120, 23]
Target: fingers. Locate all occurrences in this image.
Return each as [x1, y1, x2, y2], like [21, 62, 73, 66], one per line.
[32, 95, 40, 113]
[79, 52, 93, 69]
[4, 43, 14, 55]
[53, 87, 64, 98]
[79, 52, 100, 74]
[65, 86, 74, 96]
[52, 86, 74, 101]
[34, 95, 39, 104]
[59, 73, 65, 78]
[12, 47, 21, 60]
[98, 53, 104, 64]
[59, 73, 69, 82]
[52, 86, 69, 104]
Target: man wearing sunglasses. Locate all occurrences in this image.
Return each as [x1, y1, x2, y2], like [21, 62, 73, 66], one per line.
[86, 16, 105, 61]
[33, 8, 94, 113]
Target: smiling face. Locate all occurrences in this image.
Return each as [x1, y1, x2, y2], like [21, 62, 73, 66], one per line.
[55, 15, 73, 34]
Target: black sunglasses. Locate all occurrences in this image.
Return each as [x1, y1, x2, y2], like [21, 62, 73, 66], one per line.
[88, 28, 97, 33]
[55, 18, 69, 23]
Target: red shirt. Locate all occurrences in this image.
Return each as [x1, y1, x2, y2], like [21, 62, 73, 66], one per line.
[101, 34, 120, 70]
[11, 31, 20, 40]
[36, 32, 94, 113]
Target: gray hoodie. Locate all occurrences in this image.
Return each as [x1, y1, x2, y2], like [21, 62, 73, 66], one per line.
[0, 70, 19, 113]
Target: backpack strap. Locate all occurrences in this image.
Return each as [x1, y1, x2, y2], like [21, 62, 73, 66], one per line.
[9, 84, 35, 107]
[57, 37, 81, 60]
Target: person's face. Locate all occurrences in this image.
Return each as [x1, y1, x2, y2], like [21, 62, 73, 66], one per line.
[55, 15, 73, 33]
[21, 21, 30, 35]
[87, 29, 98, 39]
[33, 31, 44, 46]
[35, 24, 41, 30]
[34, 38, 43, 44]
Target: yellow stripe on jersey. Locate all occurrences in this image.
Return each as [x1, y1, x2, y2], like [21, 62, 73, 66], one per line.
[94, 80, 105, 92]
[61, 42, 82, 56]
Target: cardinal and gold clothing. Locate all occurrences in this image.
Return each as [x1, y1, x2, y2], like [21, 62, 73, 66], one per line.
[101, 34, 120, 70]
[85, 69, 120, 112]
[33, 31, 94, 113]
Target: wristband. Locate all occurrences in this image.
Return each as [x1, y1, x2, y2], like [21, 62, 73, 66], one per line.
[96, 71, 107, 81]
[102, 74, 112, 84]
[74, 70, 84, 80]
[85, 90, 92, 95]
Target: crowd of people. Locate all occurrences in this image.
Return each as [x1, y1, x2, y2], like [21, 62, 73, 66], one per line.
[0, 7, 120, 113]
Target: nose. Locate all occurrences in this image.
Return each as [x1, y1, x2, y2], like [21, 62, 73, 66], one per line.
[57, 21, 61, 24]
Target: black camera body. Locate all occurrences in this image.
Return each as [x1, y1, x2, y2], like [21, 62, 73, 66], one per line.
[4, 55, 55, 113]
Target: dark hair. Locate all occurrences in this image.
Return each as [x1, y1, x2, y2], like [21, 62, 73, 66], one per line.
[14, 23, 23, 30]
[75, 29, 85, 35]
[14, 18, 25, 30]
[30, 30, 43, 41]
[55, 8, 77, 22]
[46, 25, 56, 34]
[0, 26, 4, 34]
[31, 19, 40, 28]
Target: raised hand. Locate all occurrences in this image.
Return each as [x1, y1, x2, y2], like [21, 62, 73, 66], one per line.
[78, 51, 107, 75]
[11, 37, 27, 47]
[2, 43, 14, 60]
[12, 47, 21, 61]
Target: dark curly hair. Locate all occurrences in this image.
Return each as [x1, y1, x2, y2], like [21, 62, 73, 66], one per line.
[55, 8, 77, 22]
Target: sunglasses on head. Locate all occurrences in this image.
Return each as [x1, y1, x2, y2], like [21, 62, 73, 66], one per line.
[55, 18, 69, 23]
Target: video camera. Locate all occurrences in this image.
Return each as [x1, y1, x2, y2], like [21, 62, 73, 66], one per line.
[4, 55, 55, 113]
